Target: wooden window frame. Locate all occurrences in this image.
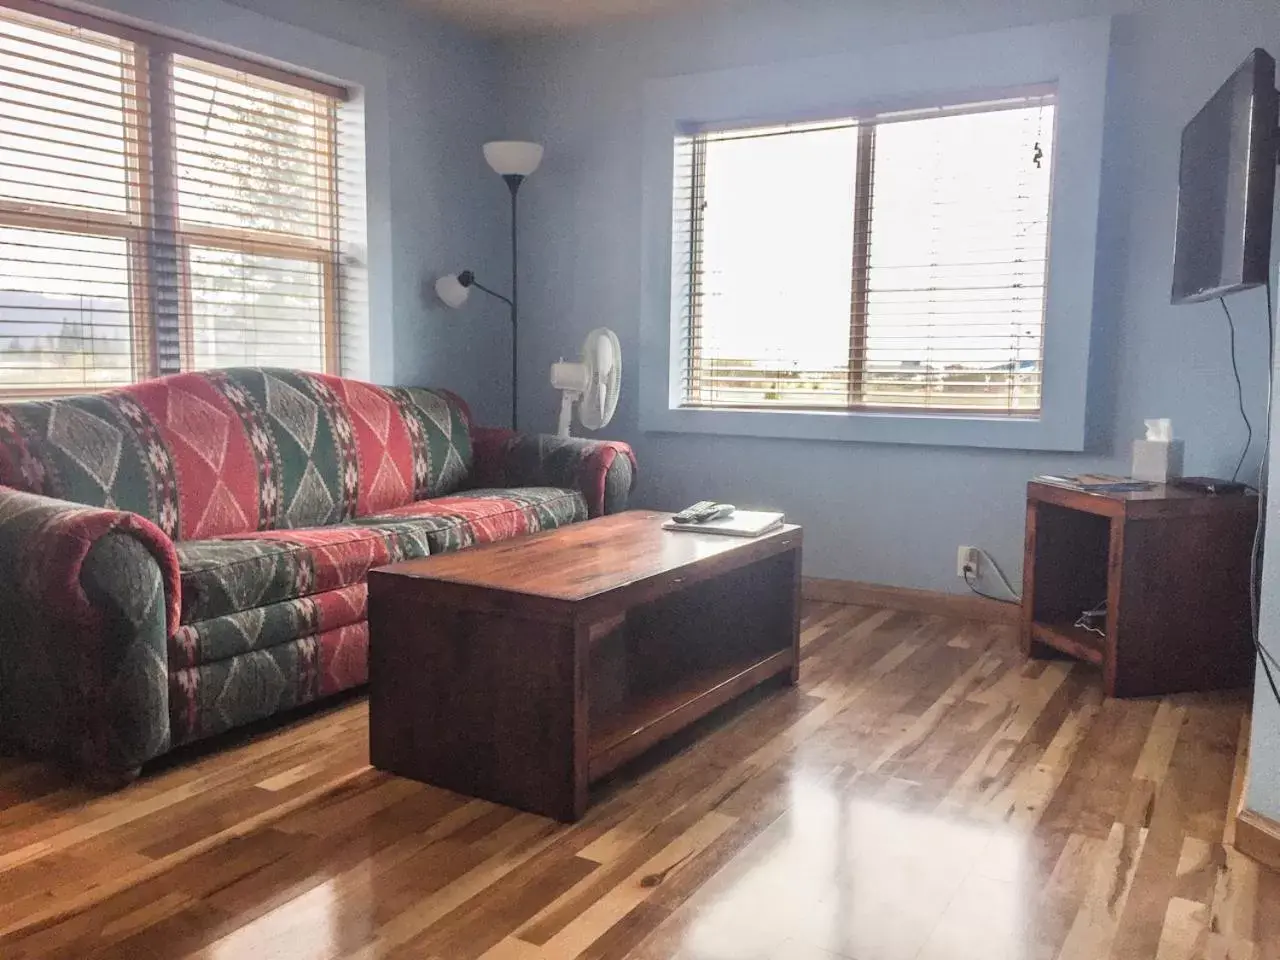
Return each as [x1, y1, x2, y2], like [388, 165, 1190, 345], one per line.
[0, 0, 347, 395]
[679, 91, 1056, 418]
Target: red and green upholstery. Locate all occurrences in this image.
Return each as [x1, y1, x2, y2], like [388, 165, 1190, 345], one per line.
[471, 428, 636, 519]
[0, 368, 636, 784]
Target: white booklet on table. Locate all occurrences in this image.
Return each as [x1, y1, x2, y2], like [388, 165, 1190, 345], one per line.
[662, 510, 785, 538]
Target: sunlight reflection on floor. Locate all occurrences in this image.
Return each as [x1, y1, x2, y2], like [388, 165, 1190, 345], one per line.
[683, 775, 1026, 960]
[207, 880, 340, 960]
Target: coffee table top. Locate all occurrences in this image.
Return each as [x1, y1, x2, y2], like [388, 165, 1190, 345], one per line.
[373, 510, 801, 602]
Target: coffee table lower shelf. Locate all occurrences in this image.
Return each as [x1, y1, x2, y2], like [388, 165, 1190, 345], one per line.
[588, 648, 793, 781]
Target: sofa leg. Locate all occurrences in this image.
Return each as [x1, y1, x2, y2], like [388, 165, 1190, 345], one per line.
[82, 764, 143, 791]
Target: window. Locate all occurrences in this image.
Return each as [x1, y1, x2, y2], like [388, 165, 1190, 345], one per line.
[673, 92, 1056, 416]
[0, 0, 349, 396]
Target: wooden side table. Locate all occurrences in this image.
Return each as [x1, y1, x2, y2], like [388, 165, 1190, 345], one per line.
[1021, 481, 1256, 697]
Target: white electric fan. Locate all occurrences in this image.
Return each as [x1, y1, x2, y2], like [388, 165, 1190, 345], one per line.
[550, 328, 621, 437]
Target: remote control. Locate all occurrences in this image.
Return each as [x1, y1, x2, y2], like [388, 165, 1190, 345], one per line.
[704, 503, 736, 522]
[672, 501, 718, 523]
[672, 501, 736, 524]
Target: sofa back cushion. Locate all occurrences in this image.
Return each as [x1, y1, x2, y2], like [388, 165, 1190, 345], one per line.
[0, 368, 472, 540]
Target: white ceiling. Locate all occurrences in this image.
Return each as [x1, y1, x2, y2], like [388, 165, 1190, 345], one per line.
[409, 0, 722, 34]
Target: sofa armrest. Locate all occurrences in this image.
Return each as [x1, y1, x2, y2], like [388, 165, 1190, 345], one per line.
[471, 429, 637, 518]
[0, 487, 180, 784]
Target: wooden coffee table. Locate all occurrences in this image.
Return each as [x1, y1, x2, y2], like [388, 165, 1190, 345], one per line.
[367, 510, 802, 821]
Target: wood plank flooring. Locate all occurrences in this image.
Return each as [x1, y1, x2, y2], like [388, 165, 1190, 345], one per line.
[0, 601, 1273, 959]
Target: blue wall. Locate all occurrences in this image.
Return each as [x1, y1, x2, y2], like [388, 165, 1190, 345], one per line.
[501, 0, 1279, 595]
[1253, 340, 1280, 820]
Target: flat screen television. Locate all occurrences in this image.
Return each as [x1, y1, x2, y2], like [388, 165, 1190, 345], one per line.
[1171, 48, 1278, 305]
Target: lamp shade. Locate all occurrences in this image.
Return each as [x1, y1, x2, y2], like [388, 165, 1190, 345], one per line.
[435, 273, 471, 309]
[483, 141, 543, 177]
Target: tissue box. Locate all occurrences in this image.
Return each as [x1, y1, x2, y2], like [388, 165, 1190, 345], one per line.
[1132, 439, 1184, 483]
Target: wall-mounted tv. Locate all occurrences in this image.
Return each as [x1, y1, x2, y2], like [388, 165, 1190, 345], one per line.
[1171, 48, 1278, 305]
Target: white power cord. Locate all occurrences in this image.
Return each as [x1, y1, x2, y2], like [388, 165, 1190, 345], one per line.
[963, 546, 1021, 604]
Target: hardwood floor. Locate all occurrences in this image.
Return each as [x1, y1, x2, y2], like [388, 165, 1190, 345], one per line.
[0, 601, 1274, 959]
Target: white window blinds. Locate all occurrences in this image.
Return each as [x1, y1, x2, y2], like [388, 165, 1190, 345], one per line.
[0, 6, 145, 393]
[673, 92, 1056, 415]
[170, 55, 339, 373]
[0, 0, 349, 397]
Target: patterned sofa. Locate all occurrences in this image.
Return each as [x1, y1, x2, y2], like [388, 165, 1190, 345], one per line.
[0, 368, 635, 786]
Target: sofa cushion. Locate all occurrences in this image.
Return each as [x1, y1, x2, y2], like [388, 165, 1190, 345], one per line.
[351, 487, 588, 553]
[175, 488, 583, 625]
[170, 583, 366, 670]
[176, 524, 430, 625]
[0, 368, 473, 541]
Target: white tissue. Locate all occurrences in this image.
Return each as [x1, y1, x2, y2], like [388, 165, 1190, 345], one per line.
[1144, 419, 1173, 442]
[1133, 420, 1183, 482]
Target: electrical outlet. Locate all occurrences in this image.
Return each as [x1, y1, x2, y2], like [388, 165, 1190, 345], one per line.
[957, 546, 980, 578]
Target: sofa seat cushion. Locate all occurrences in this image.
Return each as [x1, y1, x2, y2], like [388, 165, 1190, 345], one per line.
[351, 487, 588, 553]
[174, 488, 585, 626]
[176, 523, 432, 625]
[170, 583, 367, 669]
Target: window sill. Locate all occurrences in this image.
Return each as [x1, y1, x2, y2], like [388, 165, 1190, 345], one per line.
[641, 404, 1085, 451]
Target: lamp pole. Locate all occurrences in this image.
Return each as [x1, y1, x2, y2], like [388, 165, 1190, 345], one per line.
[435, 142, 541, 434]
[505, 174, 523, 433]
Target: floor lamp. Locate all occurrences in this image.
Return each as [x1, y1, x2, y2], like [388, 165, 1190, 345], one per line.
[435, 141, 544, 432]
